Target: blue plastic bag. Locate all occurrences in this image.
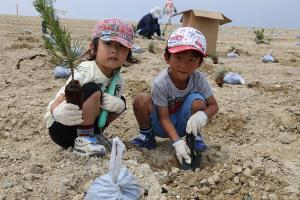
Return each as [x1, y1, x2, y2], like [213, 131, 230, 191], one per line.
[53, 66, 71, 79]
[227, 50, 238, 58]
[262, 54, 275, 63]
[223, 72, 245, 85]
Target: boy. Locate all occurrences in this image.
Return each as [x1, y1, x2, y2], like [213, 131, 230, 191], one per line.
[131, 27, 219, 164]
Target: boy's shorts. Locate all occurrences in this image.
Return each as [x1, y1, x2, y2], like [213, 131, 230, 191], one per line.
[150, 93, 205, 138]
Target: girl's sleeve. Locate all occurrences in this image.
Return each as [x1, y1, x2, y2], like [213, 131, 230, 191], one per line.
[44, 86, 65, 128]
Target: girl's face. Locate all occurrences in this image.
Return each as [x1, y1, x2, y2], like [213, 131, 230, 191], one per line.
[165, 50, 201, 83]
[94, 39, 129, 77]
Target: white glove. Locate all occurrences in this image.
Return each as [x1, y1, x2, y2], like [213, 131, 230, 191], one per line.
[173, 140, 191, 164]
[159, 35, 165, 41]
[186, 111, 208, 136]
[52, 101, 83, 126]
[101, 93, 125, 113]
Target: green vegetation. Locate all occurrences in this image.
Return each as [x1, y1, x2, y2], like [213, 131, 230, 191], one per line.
[254, 29, 271, 44]
[208, 54, 219, 64]
[215, 67, 231, 87]
[33, 0, 85, 80]
[33, 0, 85, 107]
[148, 41, 155, 53]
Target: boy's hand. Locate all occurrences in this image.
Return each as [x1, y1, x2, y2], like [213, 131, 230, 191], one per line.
[173, 140, 191, 164]
[186, 111, 208, 136]
[101, 93, 125, 113]
[53, 101, 83, 126]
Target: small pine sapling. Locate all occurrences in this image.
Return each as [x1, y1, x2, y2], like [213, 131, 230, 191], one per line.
[215, 67, 231, 87]
[254, 29, 271, 44]
[148, 41, 155, 53]
[33, 0, 85, 108]
[208, 54, 219, 64]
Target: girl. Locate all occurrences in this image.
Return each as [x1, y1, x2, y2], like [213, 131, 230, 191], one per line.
[163, 0, 177, 25]
[45, 19, 137, 156]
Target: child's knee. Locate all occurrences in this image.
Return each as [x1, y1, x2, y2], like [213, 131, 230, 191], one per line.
[84, 91, 101, 104]
[133, 93, 152, 109]
[191, 99, 206, 112]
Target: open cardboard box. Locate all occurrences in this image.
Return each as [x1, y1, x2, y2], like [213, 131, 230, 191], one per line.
[174, 9, 231, 55]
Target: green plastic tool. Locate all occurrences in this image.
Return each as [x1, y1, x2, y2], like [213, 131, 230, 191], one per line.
[98, 67, 121, 129]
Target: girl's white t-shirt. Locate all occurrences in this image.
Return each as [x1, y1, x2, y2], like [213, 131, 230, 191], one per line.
[44, 60, 124, 128]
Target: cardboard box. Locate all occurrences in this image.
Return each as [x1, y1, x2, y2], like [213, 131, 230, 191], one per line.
[174, 9, 231, 55]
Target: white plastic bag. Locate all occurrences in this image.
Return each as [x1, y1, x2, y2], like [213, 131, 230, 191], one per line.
[262, 50, 275, 63]
[262, 54, 275, 63]
[54, 66, 71, 79]
[227, 50, 238, 58]
[85, 138, 141, 200]
[223, 72, 245, 85]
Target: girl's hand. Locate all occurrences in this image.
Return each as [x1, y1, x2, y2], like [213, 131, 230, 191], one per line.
[101, 93, 125, 113]
[53, 101, 83, 126]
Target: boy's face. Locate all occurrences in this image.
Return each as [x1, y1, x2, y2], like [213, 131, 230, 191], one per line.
[93, 39, 129, 76]
[165, 50, 202, 81]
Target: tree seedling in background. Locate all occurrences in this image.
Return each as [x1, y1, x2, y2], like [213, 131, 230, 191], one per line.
[33, 0, 85, 108]
[215, 67, 231, 87]
[228, 46, 239, 55]
[208, 54, 219, 64]
[254, 29, 271, 44]
[132, 24, 137, 33]
[148, 41, 155, 53]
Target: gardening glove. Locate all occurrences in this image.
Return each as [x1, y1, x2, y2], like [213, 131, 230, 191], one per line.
[52, 101, 83, 126]
[173, 139, 191, 164]
[186, 111, 208, 136]
[101, 93, 125, 113]
[158, 35, 165, 41]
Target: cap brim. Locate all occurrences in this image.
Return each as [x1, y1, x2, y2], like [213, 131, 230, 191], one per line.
[168, 45, 207, 57]
[100, 36, 134, 49]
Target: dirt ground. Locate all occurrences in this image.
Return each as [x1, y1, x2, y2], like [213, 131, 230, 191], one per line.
[0, 15, 299, 200]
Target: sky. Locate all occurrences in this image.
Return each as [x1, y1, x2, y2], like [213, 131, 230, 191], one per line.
[0, 0, 299, 29]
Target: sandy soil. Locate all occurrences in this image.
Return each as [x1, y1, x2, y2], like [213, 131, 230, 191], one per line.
[0, 15, 299, 200]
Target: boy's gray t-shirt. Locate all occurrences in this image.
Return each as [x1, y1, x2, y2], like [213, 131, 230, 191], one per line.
[152, 68, 213, 114]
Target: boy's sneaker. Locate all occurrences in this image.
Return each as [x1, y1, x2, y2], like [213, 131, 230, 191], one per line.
[73, 136, 106, 156]
[132, 132, 157, 150]
[194, 134, 207, 153]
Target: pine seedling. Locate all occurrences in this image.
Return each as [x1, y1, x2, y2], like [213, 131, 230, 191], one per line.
[254, 29, 271, 44]
[148, 41, 155, 53]
[208, 54, 219, 64]
[215, 67, 231, 87]
[33, 0, 85, 107]
[228, 46, 241, 56]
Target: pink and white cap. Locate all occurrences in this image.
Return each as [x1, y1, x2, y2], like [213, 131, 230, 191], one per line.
[92, 19, 134, 48]
[167, 27, 207, 57]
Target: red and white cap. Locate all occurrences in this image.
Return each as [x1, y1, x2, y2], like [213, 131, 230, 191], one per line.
[92, 18, 134, 48]
[167, 27, 207, 57]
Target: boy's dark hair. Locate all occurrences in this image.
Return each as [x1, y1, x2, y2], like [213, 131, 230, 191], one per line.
[85, 38, 138, 64]
[164, 47, 204, 65]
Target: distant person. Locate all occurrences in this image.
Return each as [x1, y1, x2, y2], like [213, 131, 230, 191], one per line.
[131, 27, 219, 165]
[45, 19, 137, 156]
[163, 0, 177, 25]
[136, 6, 164, 40]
